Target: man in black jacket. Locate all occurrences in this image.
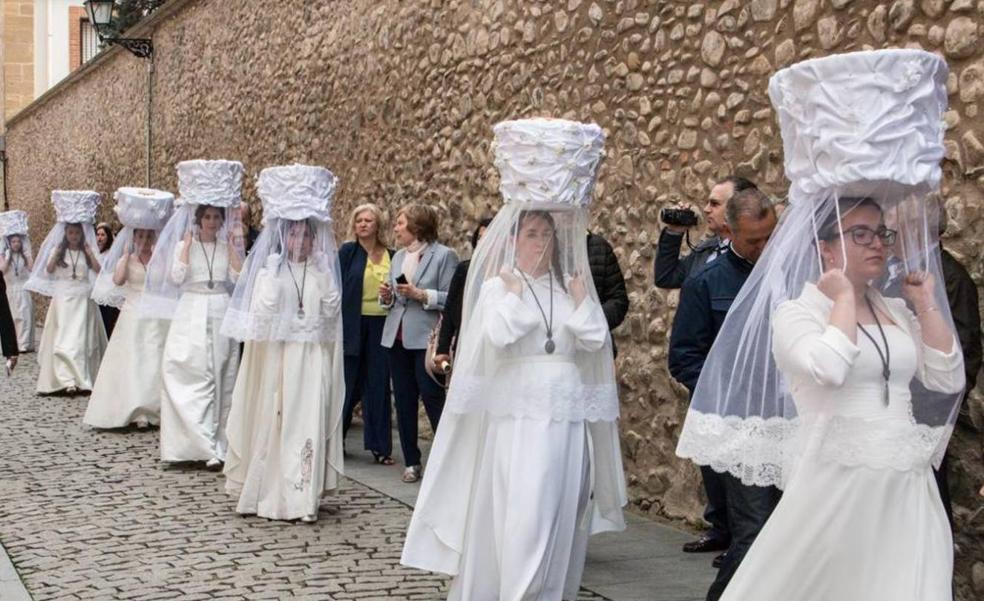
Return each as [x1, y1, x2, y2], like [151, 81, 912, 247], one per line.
[654, 176, 757, 289]
[0, 272, 20, 373]
[669, 186, 778, 601]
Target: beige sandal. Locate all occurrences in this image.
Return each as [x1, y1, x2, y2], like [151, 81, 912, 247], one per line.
[402, 465, 422, 483]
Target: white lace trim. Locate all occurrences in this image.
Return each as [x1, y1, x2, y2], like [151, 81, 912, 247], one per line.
[445, 373, 620, 422]
[220, 307, 340, 344]
[24, 276, 93, 298]
[677, 410, 952, 489]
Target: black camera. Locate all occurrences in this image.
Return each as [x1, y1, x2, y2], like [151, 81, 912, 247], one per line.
[661, 207, 699, 227]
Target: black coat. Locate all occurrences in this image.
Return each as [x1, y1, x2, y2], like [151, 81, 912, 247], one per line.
[668, 249, 753, 394]
[436, 259, 468, 356]
[653, 229, 725, 290]
[941, 248, 982, 393]
[0, 273, 19, 359]
[338, 241, 395, 357]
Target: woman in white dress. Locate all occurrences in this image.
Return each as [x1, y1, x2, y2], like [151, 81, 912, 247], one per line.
[26, 191, 107, 395]
[142, 159, 245, 466]
[85, 188, 174, 428]
[402, 119, 627, 601]
[0, 210, 35, 352]
[222, 164, 344, 522]
[675, 50, 965, 601]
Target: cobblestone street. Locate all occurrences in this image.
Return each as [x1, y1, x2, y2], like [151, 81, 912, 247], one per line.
[0, 354, 612, 601]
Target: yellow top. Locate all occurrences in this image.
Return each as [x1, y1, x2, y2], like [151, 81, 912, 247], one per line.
[361, 251, 391, 316]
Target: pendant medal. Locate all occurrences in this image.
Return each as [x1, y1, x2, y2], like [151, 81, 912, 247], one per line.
[544, 339, 555, 354]
[297, 307, 305, 319]
[207, 280, 215, 290]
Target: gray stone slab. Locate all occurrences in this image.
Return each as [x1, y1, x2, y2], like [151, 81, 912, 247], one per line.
[0, 542, 32, 601]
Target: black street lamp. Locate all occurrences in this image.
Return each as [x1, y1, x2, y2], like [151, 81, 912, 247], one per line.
[84, 0, 153, 59]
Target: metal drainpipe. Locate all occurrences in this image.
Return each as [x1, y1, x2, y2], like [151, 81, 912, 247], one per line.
[146, 53, 154, 187]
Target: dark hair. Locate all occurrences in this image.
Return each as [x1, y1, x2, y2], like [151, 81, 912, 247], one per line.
[194, 204, 225, 226]
[816, 197, 883, 241]
[95, 222, 114, 252]
[725, 187, 774, 231]
[470, 217, 494, 249]
[399, 204, 439, 243]
[717, 176, 757, 198]
[514, 210, 566, 292]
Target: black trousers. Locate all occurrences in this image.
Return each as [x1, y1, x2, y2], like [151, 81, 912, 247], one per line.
[342, 316, 392, 457]
[933, 451, 953, 529]
[706, 473, 781, 601]
[388, 339, 445, 467]
[701, 464, 731, 544]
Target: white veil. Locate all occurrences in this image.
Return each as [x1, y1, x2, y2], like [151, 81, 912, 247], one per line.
[91, 187, 174, 308]
[0, 211, 33, 279]
[445, 118, 619, 422]
[140, 160, 244, 319]
[676, 50, 963, 488]
[221, 164, 342, 343]
[24, 191, 102, 298]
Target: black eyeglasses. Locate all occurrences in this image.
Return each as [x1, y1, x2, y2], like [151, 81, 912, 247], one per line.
[837, 225, 898, 247]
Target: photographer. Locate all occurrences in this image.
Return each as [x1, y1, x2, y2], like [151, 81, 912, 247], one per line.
[654, 176, 756, 289]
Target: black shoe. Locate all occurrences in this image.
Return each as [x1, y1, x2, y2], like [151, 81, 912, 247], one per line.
[712, 552, 727, 569]
[682, 534, 730, 553]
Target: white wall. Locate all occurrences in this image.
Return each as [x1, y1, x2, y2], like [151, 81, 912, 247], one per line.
[33, 0, 87, 97]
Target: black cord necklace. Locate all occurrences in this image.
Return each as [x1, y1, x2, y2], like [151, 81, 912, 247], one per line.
[517, 268, 555, 354]
[857, 295, 891, 406]
[68, 248, 82, 280]
[199, 239, 217, 289]
[286, 259, 308, 318]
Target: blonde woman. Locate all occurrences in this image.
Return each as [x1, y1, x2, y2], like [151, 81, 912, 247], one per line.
[339, 203, 395, 464]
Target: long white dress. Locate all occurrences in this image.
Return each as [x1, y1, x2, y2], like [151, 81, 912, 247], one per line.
[224, 262, 345, 521]
[402, 273, 627, 601]
[720, 284, 964, 601]
[2, 254, 34, 352]
[36, 261, 107, 393]
[84, 257, 169, 428]
[159, 240, 240, 462]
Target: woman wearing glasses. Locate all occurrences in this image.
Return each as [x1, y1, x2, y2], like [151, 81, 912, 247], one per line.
[677, 51, 965, 601]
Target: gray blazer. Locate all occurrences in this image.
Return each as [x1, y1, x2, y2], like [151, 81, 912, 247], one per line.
[381, 243, 459, 350]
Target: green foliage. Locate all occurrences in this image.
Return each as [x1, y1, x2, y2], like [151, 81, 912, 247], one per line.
[110, 0, 169, 35]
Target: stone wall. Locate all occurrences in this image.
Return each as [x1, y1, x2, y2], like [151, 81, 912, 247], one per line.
[4, 0, 983, 596]
[1, 0, 36, 121]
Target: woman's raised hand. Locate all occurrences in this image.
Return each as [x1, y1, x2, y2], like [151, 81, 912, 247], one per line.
[499, 268, 522, 296]
[817, 268, 853, 301]
[902, 271, 936, 313]
[569, 274, 587, 306]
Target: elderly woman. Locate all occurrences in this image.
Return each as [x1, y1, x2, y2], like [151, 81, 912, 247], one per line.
[379, 203, 458, 483]
[339, 203, 395, 464]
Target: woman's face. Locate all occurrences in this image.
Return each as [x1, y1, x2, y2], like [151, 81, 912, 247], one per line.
[393, 213, 416, 248]
[8, 235, 22, 253]
[821, 205, 892, 281]
[96, 227, 109, 251]
[133, 229, 155, 253]
[65, 224, 84, 249]
[199, 207, 224, 235]
[515, 215, 555, 273]
[354, 210, 378, 242]
[286, 221, 314, 261]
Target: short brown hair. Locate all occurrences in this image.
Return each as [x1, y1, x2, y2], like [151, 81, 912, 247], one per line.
[398, 204, 439, 243]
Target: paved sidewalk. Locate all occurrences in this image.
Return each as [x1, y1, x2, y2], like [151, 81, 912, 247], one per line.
[0, 352, 713, 600]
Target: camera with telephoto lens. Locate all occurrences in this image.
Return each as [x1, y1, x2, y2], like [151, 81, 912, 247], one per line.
[661, 207, 699, 227]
